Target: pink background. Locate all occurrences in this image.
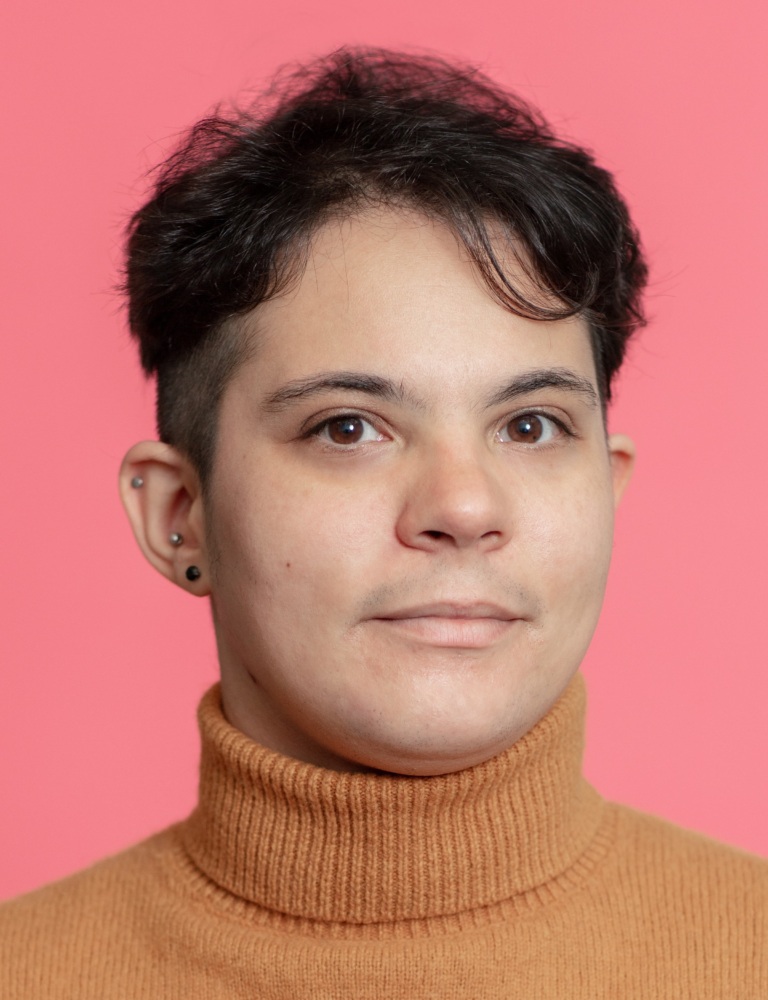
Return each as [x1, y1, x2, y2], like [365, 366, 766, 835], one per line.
[2, 0, 766, 900]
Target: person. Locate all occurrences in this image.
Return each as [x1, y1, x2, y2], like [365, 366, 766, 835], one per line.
[1, 46, 765, 999]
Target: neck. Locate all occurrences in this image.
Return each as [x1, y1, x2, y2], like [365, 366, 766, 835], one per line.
[181, 671, 607, 924]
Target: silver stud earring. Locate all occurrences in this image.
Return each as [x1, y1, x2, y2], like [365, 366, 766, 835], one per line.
[169, 532, 184, 546]
[130, 477, 144, 489]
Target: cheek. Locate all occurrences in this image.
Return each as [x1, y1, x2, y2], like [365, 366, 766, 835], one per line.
[211, 468, 387, 617]
[522, 475, 615, 607]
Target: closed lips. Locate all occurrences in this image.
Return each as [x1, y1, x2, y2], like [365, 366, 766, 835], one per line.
[377, 603, 519, 620]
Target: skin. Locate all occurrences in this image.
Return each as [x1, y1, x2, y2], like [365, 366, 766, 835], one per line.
[121, 207, 634, 776]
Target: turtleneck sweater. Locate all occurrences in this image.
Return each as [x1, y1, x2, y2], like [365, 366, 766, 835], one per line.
[1, 672, 766, 998]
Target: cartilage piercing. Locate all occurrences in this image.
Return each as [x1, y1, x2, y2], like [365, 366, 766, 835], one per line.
[170, 532, 184, 546]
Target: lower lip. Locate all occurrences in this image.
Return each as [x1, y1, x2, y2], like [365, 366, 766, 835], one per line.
[374, 616, 517, 648]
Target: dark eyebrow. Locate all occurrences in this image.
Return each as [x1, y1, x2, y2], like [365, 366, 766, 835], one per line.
[261, 371, 417, 412]
[484, 367, 600, 409]
[261, 366, 599, 413]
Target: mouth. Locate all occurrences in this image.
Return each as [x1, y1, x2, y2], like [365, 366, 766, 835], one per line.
[372, 603, 521, 649]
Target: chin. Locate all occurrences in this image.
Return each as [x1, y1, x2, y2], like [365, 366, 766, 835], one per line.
[338, 705, 527, 776]
[333, 665, 573, 775]
[358, 740, 513, 777]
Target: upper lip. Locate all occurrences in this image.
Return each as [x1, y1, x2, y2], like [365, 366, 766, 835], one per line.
[377, 602, 519, 621]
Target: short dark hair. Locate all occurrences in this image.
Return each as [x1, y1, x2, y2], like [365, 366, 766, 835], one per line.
[124, 47, 647, 482]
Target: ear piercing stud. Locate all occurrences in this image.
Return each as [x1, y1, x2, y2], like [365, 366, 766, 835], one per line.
[130, 477, 144, 488]
[186, 566, 201, 582]
[169, 532, 184, 546]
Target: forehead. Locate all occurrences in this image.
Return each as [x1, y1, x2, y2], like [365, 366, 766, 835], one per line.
[236, 207, 598, 399]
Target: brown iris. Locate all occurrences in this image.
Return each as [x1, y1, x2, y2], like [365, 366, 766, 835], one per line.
[506, 414, 545, 443]
[326, 416, 366, 444]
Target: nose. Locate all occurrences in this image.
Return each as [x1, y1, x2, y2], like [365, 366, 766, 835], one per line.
[395, 442, 510, 552]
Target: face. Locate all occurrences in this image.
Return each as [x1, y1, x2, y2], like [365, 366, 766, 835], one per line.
[201, 207, 631, 775]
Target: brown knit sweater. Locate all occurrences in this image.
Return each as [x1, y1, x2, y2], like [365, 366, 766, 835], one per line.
[1, 672, 766, 998]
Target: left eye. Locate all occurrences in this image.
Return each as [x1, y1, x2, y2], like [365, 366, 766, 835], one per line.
[497, 413, 561, 445]
[315, 415, 383, 446]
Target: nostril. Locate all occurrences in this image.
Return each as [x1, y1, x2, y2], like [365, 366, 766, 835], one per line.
[424, 530, 446, 539]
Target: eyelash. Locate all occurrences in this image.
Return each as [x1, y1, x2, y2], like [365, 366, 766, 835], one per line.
[302, 409, 574, 447]
[497, 410, 573, 443]
[302, 412, 386, 447]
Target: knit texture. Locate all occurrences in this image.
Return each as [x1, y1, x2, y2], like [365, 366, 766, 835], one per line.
[2, 672, 766, 998]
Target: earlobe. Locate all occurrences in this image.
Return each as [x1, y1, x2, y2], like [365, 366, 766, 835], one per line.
[119, 441, 210, 595]
[607, 433, 635, 507]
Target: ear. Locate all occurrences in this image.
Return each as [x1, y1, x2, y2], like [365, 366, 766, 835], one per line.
[607, 433, 635, 507]
[119, 441, 210, 596]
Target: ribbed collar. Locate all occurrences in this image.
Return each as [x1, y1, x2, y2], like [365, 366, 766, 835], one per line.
[181, 672, 605, 925]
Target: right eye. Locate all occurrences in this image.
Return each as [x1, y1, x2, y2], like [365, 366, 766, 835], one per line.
[311, 414, 384, 447]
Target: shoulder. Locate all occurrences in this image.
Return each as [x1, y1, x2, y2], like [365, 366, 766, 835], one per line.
[0, 825, 181, 918]
[606, 800, 767, 930]
[0, 826, 186, 997]
[610, 800, 768, 883]
[570, 802, 767, 993]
